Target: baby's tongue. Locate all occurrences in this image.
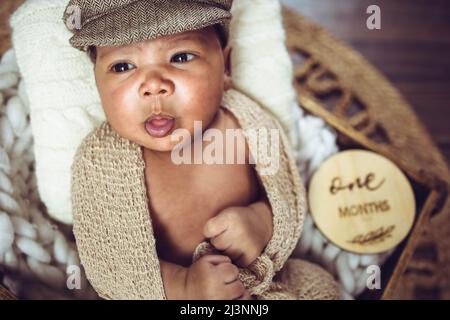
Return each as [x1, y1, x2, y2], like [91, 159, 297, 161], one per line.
[151, 118, 170, 126]
[145, 116, 174, 138]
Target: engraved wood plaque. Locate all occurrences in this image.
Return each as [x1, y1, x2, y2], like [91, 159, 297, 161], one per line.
[308, 150, 416, 254]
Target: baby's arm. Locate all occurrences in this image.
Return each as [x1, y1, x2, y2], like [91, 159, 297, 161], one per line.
[203, 196, 273, 267]
[160, 259, 187, 299]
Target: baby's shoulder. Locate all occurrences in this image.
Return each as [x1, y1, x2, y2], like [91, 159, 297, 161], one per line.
[71, 121, 142, 171]
[222, 89, 283, 131]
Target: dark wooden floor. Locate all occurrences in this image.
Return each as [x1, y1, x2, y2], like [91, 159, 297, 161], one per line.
[1, 0, 450, 165]
[281, 0, 450, 165]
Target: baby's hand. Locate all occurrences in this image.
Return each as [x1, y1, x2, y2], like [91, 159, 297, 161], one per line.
[203, 201, 273, 267]
[183, 255, 251, 300]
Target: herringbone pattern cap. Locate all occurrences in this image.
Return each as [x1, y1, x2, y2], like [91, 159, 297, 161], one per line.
[63, 0, 232, 51]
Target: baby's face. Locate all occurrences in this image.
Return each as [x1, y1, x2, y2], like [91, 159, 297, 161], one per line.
[94, 26, 231, 152]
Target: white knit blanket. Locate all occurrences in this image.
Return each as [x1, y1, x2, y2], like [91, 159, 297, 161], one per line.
[0, 0, 394, 299]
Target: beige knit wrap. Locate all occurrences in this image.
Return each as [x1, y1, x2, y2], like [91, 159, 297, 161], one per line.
[71, 88, 340, 300]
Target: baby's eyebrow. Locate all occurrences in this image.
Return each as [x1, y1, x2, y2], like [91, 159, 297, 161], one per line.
[98, 46, 142, 59]
[163, 34, 209, 48]
[98, 34, 208, 60]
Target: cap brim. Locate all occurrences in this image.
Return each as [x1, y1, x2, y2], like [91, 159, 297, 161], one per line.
[69, 0, 231, 51]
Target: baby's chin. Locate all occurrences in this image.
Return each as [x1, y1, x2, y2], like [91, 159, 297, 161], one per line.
[141, 136, 180, 153]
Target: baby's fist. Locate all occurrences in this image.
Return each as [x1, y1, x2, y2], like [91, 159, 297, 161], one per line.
[203, 205, 271, 267]
[183, 255, 250, 300]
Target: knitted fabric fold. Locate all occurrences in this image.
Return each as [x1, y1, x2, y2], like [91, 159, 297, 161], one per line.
[71, 88, 340, 299]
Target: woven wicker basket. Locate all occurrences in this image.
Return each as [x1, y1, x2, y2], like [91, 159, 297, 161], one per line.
[282, 8, 449, 299]
[1, 6, 449, 300]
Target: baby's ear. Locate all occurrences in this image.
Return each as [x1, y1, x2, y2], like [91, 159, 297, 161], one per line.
[223, 45, 232, 90]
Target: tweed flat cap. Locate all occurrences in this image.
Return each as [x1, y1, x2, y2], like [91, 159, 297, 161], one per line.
[63, 0, 232, 51]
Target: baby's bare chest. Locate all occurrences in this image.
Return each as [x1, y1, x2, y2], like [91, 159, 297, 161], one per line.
[145, 160, 260, 266]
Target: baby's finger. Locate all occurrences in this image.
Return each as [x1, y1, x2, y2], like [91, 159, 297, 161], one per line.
[226, 280, 246, 300]
[210, 231, 233, 251]
[203, 254, 231, 265]
[223, 245, 244, 263]
[203, 214, 229, 239]
[237, 290, 252, 300]
[218, 262, 239, 284]
[235, 249, 259, 268]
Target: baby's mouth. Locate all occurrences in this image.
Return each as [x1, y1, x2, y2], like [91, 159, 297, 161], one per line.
[145, 115, 175, 138]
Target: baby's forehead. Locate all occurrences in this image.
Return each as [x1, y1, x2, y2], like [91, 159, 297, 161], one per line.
[154, 28, 213, 46]
[98, 27, 217, 55]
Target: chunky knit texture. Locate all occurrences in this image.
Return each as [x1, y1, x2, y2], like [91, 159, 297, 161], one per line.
[63, 0, 232, 51]
[71, 88, 340, 299]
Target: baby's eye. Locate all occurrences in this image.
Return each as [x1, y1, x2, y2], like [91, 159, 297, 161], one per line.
[171, 53, 196, 63]
[111, 62, 135, 73]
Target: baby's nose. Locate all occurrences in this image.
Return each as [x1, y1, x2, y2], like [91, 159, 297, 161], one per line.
[139, 72, 174, 98]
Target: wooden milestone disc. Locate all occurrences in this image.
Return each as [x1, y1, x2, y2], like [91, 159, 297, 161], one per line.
[308, 149, 416, 254]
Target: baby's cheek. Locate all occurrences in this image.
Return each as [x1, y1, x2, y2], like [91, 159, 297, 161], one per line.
[106, 87, 137, 117]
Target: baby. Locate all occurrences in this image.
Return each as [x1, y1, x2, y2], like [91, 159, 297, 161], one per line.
[66, 0, 340, 300]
